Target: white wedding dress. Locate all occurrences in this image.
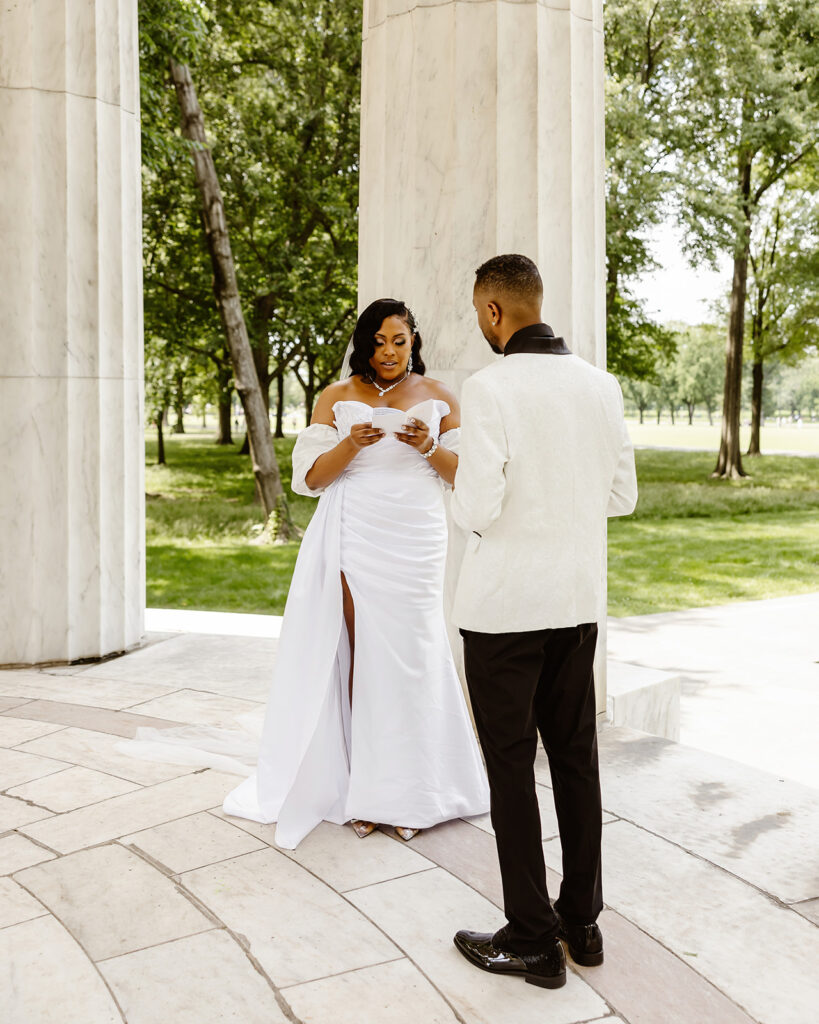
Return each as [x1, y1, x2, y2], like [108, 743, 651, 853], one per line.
[219, 397, 489, 848]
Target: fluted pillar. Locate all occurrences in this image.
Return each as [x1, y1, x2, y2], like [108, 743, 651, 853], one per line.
[0, 0, 144, 664]
[359, 0, 605, 382]
[358, 0, 608, 704]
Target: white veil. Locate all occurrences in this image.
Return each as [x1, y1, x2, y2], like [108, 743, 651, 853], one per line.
[339, 339, 354, 381]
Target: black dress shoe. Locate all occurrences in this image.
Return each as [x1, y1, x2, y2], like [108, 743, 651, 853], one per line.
[553, 908, 604, 966]
[453, 930, 566, 989]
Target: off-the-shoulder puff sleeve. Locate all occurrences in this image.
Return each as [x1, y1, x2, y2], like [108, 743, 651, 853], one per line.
[439, 427, 460, 455]
[438, 427, 460, 490]
[291, 423, 340, 497]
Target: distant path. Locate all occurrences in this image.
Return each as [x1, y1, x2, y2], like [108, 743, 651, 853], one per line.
[608, 593, 819, 789]
[635, 444, 819, 457]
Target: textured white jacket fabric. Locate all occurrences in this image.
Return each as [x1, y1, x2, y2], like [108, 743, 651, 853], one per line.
[451, 350, 638, 633]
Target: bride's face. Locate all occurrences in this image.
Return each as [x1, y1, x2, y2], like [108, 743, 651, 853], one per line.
[369, 316, 414, 380]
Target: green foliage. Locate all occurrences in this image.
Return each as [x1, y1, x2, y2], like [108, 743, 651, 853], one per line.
[748, 186, 819, 366]
[139, 0, 362, 427]
[138, 0, 208, 171]
[604, 0, 689, 378]
[673, 323, 724, 419]
[604, 0, 819, 395]
[770, 354, 819, 417]
[670, 0, 819, 263]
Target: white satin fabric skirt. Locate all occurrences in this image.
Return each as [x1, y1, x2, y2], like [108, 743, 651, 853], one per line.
[223, 408, 489, 848]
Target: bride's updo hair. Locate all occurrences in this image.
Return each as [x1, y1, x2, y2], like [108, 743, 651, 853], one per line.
[348, 299, 427, 378]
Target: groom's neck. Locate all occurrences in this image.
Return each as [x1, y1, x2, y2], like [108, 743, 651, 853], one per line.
[495, 312, 543, 351]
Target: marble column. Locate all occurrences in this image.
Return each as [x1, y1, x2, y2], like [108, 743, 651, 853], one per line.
[0, 0, 145, 664]
[358, 0, 608, 704]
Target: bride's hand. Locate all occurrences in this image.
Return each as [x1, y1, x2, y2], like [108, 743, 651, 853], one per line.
[396, 417, 432, 453]
[348, 423, 385, 450]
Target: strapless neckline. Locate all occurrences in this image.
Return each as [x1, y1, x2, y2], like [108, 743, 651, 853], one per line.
[332, 398, 450, 417]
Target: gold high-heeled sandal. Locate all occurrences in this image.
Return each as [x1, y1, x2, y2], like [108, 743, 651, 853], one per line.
[394, 826, 420, 842]
[351, 820, 377, 838]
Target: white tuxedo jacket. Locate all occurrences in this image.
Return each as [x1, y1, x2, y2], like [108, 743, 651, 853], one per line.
[451, 328, 637, 633]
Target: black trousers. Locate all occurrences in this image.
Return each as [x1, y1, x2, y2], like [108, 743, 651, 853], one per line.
[461, 623, 603, 953]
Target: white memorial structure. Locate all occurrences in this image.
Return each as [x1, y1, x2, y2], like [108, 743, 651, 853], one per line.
[1, 0, 618, 715]
[358, 0, 606, 388]
[0, 2, 145, 664]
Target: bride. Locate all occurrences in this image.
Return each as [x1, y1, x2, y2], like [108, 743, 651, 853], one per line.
[222, 298, 489, 848]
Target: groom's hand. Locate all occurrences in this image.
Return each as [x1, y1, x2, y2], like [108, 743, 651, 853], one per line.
[396, 417, 432, 453]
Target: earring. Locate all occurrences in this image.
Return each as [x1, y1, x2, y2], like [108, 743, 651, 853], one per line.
[407, 353, 414, 374]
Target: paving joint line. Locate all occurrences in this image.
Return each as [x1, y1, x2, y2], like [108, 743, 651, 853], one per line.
[265, 836, 475, 1024]
[8, 725, 72, 750]
[11, 873, 129, 1023]
[120, 836, 266, 879]
[277, 954, 409, 990]
[167, 860, 305, 1024]
[563, 819, 766, 1024]
[607, 811, 807, 911]
[339, 864, 439, 895]
[93, 924, 220, 963]
[8, 829, 62, 857]
[6, 749, 184, 790]
[0, 911, 49, 932]
[0, 789, 58, 814]
[377, 827, 592, 987]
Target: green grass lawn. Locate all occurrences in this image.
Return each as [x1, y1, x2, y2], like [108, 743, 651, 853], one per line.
[145, 434, 311, 613]
[625, 419, 819, 454]
[146, 434, 819, 618]
[608, 450, 819, 615]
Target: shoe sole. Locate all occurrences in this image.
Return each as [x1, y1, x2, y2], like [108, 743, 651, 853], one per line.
[453, 939, 566, 989]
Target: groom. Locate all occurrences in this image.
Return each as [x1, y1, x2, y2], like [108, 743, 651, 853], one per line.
[450, 254, 637, 989]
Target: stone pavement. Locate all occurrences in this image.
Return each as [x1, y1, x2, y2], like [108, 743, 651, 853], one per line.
[2, 612, 818, 1024]
[608, 592, 819, 789]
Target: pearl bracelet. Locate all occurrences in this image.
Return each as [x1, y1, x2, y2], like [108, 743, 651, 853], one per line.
[421, 439, 438, 459]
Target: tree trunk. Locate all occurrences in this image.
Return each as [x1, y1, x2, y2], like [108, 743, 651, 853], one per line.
[687, 402, 695, 425]
[274, 367, 285, 437]
[215, 363, 233, 445]
[170, 60, 293, 536]
[172, 371, 185, 433]
[217, 389, 233, 445]
[669, 404, 675, 426]
[656, 406, 661, 424]
[747, 359, 764, 456]
[156, 407, 166, 466]
[713, 156, 751, 479]
[304, 355, 317, 423]
[639, 404, 645, 425]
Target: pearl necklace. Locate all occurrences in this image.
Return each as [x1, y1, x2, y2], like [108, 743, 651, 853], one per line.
[367, 371, 409, 398]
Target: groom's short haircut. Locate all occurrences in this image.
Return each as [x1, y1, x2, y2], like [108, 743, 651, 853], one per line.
[475, 254, 543, 304]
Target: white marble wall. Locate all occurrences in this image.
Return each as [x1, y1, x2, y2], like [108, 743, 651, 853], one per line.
[0, 0, 145, 664]
[358, 0, 606, 387]
[359, 0, 608, 703]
